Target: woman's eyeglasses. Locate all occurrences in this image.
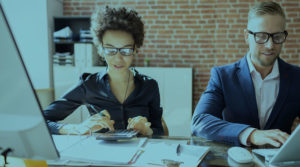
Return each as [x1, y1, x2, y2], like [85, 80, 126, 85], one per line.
[102, 47, 135, 56]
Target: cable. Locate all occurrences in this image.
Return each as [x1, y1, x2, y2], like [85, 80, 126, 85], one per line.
[1, 148, 13, 167]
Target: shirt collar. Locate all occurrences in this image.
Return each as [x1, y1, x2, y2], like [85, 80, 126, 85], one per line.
[97, 67, 139, 81]
[246, 52, 279, 80]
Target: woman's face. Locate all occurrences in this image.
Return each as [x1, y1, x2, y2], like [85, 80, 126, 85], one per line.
[100, 30, 135, 73]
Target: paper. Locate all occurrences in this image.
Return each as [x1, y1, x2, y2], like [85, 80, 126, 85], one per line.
[52, 135, 87, 152]
[58, 136, 139, 164]
[49, 136, 209, 166]
[136, 140, 209, 167]
[53, 135, 139, 165]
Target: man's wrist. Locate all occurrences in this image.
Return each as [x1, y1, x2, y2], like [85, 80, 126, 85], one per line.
[239, 127, 256, 146]
[247, 129, 257, 145]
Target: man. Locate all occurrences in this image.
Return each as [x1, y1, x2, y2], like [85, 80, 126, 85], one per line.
[192, 1, 300, 147]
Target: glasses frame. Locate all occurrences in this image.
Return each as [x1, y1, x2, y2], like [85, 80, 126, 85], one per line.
[101, 46, 135, 57]
[247, 30, 288, 44]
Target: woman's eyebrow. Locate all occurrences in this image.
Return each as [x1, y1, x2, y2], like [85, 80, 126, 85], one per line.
[103, 43, 134, 48]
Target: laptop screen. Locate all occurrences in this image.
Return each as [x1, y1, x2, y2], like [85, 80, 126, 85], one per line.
[271, 125, 300, 164]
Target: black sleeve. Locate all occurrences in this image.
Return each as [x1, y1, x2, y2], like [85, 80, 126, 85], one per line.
[148, 80, 164, 135]
[43, 74, 90, 134]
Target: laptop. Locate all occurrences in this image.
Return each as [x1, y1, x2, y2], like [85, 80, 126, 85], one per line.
[252, 125, 300, 166]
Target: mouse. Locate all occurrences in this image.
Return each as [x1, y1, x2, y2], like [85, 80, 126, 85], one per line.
[227, 147, 253, 163]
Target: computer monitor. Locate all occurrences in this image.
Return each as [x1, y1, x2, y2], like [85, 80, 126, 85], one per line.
[0, 3, 59, 160]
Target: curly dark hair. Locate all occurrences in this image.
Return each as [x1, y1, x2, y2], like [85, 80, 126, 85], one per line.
[91, 6, 144, 48]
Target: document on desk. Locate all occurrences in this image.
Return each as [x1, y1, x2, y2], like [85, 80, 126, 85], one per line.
[48, 136, 209, 166]
[49, 135, 140, 166]
[136, 141, 210, 167]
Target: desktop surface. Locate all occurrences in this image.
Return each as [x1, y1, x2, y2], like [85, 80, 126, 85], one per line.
[2, 136, 267, 167]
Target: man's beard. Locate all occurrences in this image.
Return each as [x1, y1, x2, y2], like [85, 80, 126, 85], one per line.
[256, 53, 278, 67]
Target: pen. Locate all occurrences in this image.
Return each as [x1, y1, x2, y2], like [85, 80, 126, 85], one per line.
[138, 137, 148, 148]
[129, 150, 144, 164]
[128, 138, 148, 164]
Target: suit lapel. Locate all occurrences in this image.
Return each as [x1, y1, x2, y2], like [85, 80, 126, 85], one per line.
[264, 58, 291, 129]
[236, 56, 260, 128]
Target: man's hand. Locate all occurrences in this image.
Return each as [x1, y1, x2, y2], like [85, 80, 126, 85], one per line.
[127, 116, 153, 136]
[248, 129, 290, 147]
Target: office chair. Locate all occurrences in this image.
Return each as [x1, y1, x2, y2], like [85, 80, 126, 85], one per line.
[162, 117, 169, 136]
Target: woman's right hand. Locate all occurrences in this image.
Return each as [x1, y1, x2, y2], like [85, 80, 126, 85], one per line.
[59, 110, 114, 135]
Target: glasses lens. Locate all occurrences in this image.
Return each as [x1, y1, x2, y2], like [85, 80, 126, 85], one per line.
[103, 48, 117, 56]
[120, 48, 134, 56]
[273, 32, 286, 44]
[255, 32, 269, 44]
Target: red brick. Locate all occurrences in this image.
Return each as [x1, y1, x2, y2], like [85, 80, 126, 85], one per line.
[168, 15, 183, 19]
[121, 1, 136, 5]
[151, 6, 166, 9]
[175, 10, 190, 14]
[62, 0, 300, 110]
[157, 10, 173, 14]
[155, 20, 170, 24]
[81, 2, 95, 6]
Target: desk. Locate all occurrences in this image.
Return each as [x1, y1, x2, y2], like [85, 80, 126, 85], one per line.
[1, 136, 264, 167]
[147, 136, 263, 167]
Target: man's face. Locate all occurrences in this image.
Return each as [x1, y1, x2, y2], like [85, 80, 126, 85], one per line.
[244, 15, 286, 68]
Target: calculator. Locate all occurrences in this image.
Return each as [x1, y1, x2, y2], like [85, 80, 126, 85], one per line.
[95, 130, 139, 141]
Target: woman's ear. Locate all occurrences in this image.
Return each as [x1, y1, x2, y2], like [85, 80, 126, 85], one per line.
[97, 46, 105, 61]
[97, 45, 103, 55]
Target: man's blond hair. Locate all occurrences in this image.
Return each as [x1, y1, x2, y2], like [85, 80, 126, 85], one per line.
[248, 1, 285, 22]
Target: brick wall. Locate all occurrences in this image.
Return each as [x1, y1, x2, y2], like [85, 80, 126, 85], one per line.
[63, 0, 300, 111]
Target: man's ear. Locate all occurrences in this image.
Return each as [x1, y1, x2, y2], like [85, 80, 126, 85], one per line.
[244, 29, 249, 44]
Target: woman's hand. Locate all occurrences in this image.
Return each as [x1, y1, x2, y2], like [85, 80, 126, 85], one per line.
[59, 110, 114, 135]
[127, 116, 153, 136]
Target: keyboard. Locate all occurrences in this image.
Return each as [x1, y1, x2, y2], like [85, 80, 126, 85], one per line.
[252, 148, 279, 159]
[95, 130, 139, 141]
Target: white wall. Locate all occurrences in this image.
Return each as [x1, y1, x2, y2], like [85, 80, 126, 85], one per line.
[1, 0, 62, 89]
[47, 0, 63, 88]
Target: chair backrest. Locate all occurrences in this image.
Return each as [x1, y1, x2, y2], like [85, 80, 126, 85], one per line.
[162, 117, 169, 136]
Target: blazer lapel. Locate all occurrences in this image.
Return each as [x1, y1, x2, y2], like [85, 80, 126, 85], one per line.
[264, 58, 291, 129]
[236, 56, 260, 128]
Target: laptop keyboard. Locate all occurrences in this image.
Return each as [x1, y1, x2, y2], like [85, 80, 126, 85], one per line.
[252, 148, 279, 157]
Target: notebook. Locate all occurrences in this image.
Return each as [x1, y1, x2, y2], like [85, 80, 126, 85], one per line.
[252, 125, 300, 167]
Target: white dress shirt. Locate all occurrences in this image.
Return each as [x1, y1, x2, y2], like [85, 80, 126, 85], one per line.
[239, 53, 280, 145]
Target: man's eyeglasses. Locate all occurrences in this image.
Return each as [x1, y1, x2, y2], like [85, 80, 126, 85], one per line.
[248, 30, 288, 44]
[102, 47, 135, 57]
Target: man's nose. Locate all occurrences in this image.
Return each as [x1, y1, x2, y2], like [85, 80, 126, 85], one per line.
[265, 37, 275, 49]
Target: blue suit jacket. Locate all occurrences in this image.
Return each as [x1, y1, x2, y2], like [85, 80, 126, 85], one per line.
[192, 56, 300, 145]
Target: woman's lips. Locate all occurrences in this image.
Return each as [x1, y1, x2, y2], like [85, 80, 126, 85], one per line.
[114, 65, 124, 69]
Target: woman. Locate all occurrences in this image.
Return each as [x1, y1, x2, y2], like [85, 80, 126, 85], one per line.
[44, 6, 164, 136]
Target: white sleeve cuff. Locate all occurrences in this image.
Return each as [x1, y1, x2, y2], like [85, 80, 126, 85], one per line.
[239, 127, 256, 146]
